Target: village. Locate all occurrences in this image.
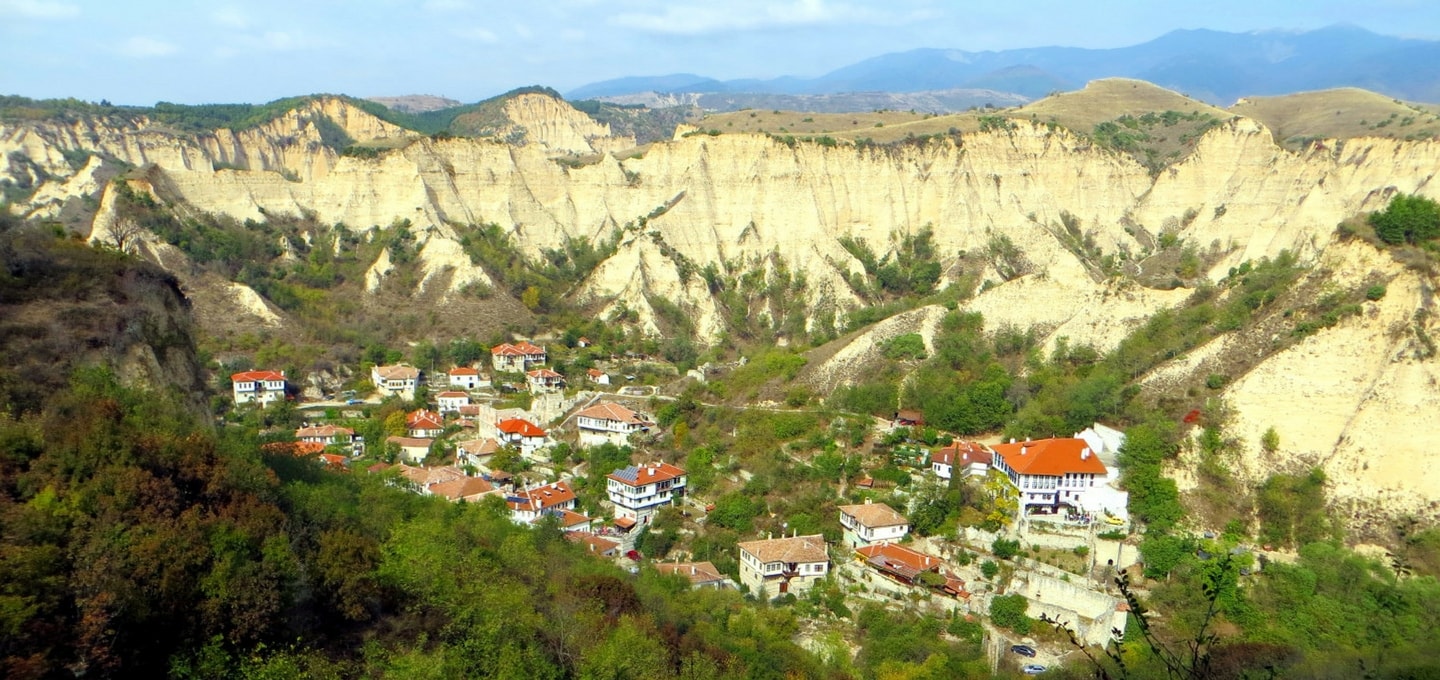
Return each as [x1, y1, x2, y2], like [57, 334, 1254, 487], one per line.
[231, 339, 1145, 675]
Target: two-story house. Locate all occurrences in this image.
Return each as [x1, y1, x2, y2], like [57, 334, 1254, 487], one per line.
[506, 480, 577, 524]
[435, 390, 470, 414]
[991, 438, 1112, 517]
[657, 561, 732, 590]
[497, 417, 548, 457]
[490, 341, 547, 372]
[606, 462, 686, 524]
[372, 364, 421, 400]
[575, 402, 652, 447]
[837, 501, 910, 547]
[931, 440, 992, 480]
[407, 409, 445, 438]
[526, 368, 565, 393]
[737, 534, 829, 598]
[232, 370, 287, 406]
[295, 423, 355, 446]
[448, 366, 483, 390]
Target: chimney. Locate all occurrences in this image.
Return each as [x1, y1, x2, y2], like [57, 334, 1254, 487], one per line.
[1010, 438, 1016, 444]
[865, 498, 872, 505]
[1081, 447, 1090, 460]
[691, 566, 696, 575]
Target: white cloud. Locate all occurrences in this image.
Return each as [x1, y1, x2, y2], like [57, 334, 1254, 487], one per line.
[118, 36, 178, 58]
[453, 26, 498, 43]
[0, 0, 79, 20]
[212, 6, 250, 29]
[610, 0, 872, 35]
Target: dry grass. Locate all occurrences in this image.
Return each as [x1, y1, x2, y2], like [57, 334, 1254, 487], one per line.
[1015, 78, 1230, 134]
[1229, 87, 1440, 148]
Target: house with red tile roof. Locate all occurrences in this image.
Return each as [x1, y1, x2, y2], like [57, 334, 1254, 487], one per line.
[447, 366, 484, 390]
[737, 534, 829, 598]
[657, 561, 733, 589]
[429, 476, 498, 503]
[497, 417, 548, 457]
[319, 453, 349, 470]
[232, 370, 287, 406]
[567, 532, 620, 557]
[407, 409, 445, 438]
[932, 440, 992, 480]
[526, 368, 565, 393]
[371, 364, 421, 400]
[837, 500, 910, 547]
[295, 423, 355, 446]
[436, 390, 470, 414]
[456, 438, 500, 468]
[385, 436, 433, 464]
[506, 481, 577, 524]
[537, 509, 594, 533]
[991, 437, 1119, 517]
[576, 402, 653, 447]
[491, 341, 547, 372]
[585, 368, 610, 386]
[606, 462, 686, 524]
[854, 542, 942, 586]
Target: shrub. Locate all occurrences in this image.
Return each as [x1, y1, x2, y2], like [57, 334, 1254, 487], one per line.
[991, 537, 1021, 560]
[1366, 284, 1387, 301]
[1205, 373, 1228, 390]
[981, 560, 999, 579]
[989, 594, 1032, 634]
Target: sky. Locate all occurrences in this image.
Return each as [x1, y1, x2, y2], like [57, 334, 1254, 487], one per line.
[2, 0, 1438, 105]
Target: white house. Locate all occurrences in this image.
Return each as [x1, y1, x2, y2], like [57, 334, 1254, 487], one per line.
[586, 368, 610, 386]
[406, 409, 445, 438]
[295, 423, 354, 446]
[372, 364, 420, 400]
[837, 501, 910, 547]
[575, 402, 652, 447]
[737, 534, 829, 599]
[497, 418, 548, 458]
[526, 368, 565, 393]
[606, 462, 686, 524]
[657, 561, 733, 590]
[932, 440, 991, 480]
[436, 390, 470, 414]
[991, 437, 1126, 519]
[456, 438, 500, 468]
[386, 436, 432, 464]
[491, 341, 547, 372]
[232, 370, 287, 406]
[448, 366, 483, 390]
[506, 481, 577, 524]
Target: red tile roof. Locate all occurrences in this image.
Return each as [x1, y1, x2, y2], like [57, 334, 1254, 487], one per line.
[436, 390, 468, 399]
[449, 366, 480, 376]
[567, 532, 620, 556]
[738, 534, 828, 564]
[933, 441, 991, 467]
[319, 453, 348, 467]
[657, 561, 726, 585]
[373, 364, 420, 380]
[429, 476, 496, 501]
[838, 502, 909, 528]
[992, 438, 1108, 477]
[492, 341, 546, 356]
[232, 370, 285, 382]
[587, 368, 605, 378]
[855, 542, 941, 578]
[498, 418, 546, 437]
[526, 368, 563, 379]
[407, 409, 444, 430]
[577, 402, 649, 425]
[508, 481, 576, 511]
[607, 462, 685, 486]
[295, 424, 354, 439]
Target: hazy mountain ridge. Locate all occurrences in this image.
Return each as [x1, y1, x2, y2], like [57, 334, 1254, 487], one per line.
[569, 25, 1440, 104]
[5, 86, 1440, 529]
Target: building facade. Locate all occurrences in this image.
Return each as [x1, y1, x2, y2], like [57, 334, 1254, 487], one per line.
[737, 534, 829, 599]
[606, 462, 686, 524]
[232, 370, 287, 406]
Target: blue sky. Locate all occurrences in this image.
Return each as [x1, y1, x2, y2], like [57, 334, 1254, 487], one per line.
[1, 0, 1437, 105]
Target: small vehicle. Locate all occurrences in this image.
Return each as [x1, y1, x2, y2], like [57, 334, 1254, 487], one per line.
[1010, 645, 1037, 657]
[625, 550, 642, 561]
[1022, 664, 1047, 675]
[1104, 514, 1125, 526]
[345, 398, 364, 405]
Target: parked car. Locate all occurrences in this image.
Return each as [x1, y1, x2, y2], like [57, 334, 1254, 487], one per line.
[625, 550, 642, 561]
[345, 399, 364, 405]
[1010, 645, 1037, 657]
[1022, 664, 1047, 675]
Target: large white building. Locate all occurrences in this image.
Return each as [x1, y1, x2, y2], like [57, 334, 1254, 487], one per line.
[232, 370, 287, 406]
[737, 534, 829, 599]
[606, 462, 686, 524]
[837, 501, 910, 547]
[371, 364, 420, 400]
[991, 437, 1128, 519]
[575, 402, 653, 447]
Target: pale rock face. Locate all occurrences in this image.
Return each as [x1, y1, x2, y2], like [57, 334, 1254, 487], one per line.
[20, 154, 106, 219]
[366, 247, 394, 293]
[225, 281, 284, 327]
[809, 304, 950, 394]
[500, 93, 635, 154]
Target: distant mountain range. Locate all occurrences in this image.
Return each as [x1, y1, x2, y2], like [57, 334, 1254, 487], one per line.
[568, 24, 1440, 105]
